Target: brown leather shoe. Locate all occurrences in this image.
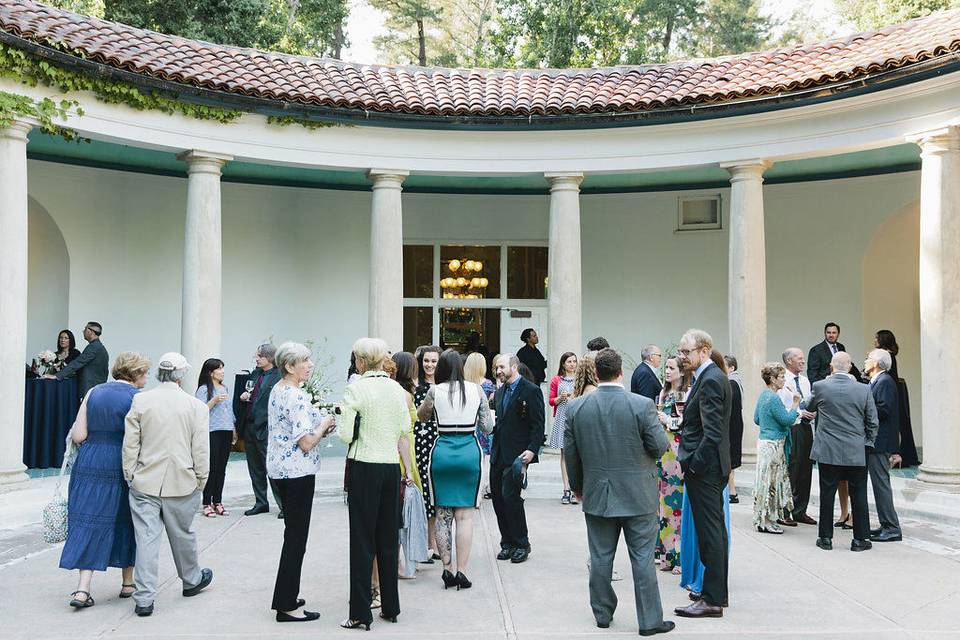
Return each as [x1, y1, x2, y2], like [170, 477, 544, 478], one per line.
[674, 600, 723, 618]
[688, 591, 728, 607]
[796, 514, 817, 525]
[776, 517, 798, 527]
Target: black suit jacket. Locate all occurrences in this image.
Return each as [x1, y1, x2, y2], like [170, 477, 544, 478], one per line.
[250, 366, 281, 440]
[807, 340, 862, 383]
[55, 339, 109, 398]
[677, 362, 732, 478]
[491, 376, 545, 467]
[630, 363, 663, 401]
[870, 371, 900, 454]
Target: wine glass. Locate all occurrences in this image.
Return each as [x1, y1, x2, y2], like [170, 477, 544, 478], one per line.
[244, 380, 255, 400]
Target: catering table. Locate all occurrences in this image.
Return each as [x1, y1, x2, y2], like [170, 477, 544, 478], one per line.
[23, 378, 80, 469]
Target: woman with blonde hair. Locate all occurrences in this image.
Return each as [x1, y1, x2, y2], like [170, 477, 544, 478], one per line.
[573, 352, 599, 398]
[339, 338, 415, 630]
[60, 352, 150, 608]
[463, 352, 495, 498]
[753, 362, 800, 534]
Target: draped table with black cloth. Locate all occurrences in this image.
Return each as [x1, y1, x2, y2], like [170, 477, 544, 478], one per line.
[23, 378, 79, 468]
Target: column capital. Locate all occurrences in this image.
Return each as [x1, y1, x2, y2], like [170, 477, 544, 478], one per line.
[177, 150, 232, 175]
[720, 160, 772, 182]
[0, 118, 36, 143]
[545, 172, 584, 190]
[907, 126, 960, 154]
[367, 169, 409, 189]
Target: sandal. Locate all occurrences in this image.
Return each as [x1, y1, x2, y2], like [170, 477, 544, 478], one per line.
[203, 504, 216, 518]
[340, 619, 371, 631]
[69, 590, 95, 608]
[119, 583, 136, 598]
[569, 493, 579, 505]
[214, 503, 228, 516]
[561, 490, 571, 505]
[370, 586, 381, 610]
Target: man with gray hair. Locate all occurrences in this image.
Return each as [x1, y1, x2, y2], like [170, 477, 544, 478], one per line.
[863, 348, 903, 542]
[239, 342, 283, 517]
[777, 348, 817, 526]
[630, 344, 663, 402]
[805, 352, 878, 552]
[123, 352, 212, 616]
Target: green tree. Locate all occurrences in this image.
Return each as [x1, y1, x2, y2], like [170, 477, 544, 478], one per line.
[47, 0, 105, 16]
[685, 0, 770, 57]
[833, 0, 959, 31]
[370, 0, 444, 65]
[259, 0, 350, 57]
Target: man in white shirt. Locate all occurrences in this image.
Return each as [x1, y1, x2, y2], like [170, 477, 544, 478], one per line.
[778, 348, 817, 526]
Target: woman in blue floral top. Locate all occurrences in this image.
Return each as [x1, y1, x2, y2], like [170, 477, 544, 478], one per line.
[266, 342, 336, 623]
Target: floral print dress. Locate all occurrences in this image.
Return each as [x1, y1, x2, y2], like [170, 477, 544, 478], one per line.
[656, 390, 685, 569]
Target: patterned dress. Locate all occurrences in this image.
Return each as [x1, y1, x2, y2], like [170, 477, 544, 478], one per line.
[413, 381, 438, 518]
[656, 390, 685, 569]
[548, 376, 575, 449]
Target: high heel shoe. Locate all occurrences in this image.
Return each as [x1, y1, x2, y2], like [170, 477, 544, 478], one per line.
[455, 572, 472, 590]
[834, 515, 852, 530]
[442, 570, 459, 589]
[340, 619, 371, 630]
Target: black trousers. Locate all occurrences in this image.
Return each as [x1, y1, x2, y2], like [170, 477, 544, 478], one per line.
[203, 431, 233, 505]
[788, 423, 814, 519]
[271, 475, 315, 611]
[244, 434, 283, 511]
[347, 461, 401, 623]
[684, 471, 728, 607]
[490, 461, 529, 549]
[818, 463, 869, 540]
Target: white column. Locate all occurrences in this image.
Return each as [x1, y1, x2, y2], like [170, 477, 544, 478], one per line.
[722, 160, 771, 463]
[178, 150, 231, 371]
[367, 169, 408, 351]
[910, 128, 960, 488]
[545, 172, 584, 363]
[0, 119, 33, 484]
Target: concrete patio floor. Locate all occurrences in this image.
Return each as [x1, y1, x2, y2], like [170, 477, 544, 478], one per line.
[2, 457, 960, 640]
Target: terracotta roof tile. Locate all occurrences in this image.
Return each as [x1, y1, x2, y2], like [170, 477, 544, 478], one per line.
[3, 0, 960, 119]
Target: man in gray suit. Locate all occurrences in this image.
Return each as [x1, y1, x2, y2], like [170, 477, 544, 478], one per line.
[805, 351, 879, 552]
[564, 349, 673, 637]
[49, 321, 108, 398]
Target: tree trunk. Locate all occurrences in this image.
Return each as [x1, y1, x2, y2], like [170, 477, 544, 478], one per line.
[417, 17, 427, 65]
[662, 13, 675, 55]
[332, 19, 345, 59]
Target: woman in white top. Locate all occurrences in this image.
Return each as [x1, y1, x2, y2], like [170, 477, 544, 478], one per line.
[417, 349, 492, 591]
[266, 342, 335, 623]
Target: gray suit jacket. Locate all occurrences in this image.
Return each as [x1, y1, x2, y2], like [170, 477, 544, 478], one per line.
[564, 385, 669, 518]
[806, 374, 878, 467]
[56, 339, 108, 398]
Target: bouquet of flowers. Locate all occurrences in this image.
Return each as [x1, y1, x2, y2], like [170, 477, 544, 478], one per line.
[34, 350, 58, 376]
[302, 338, 339, 414]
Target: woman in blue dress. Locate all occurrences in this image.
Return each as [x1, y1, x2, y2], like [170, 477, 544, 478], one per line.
[60, 352, 150, 608]
[416, 349, 492, 591]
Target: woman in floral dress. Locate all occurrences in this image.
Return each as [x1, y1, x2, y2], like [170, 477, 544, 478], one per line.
[655, 356, 691, 573]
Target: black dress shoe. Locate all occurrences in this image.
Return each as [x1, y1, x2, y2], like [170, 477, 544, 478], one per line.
[850, 539, 873, 552]
[596, 621, 610, 629]
[183, 568, 213, 596]
[870, 527, 882, 536]
[728, 494, 739, 504]
[816, 537, 833, 551]
[244, 505, 268, 516]
[510, 547, 531, 563]
[687, 592, 728, 607]
[496, 547, 515, 561]
[639, 620, 676, 636]
[870, 530, 902, 542]
[674, 600, 722, 618]
[276, 610, 320, 622]
[135, 603, 154, 617]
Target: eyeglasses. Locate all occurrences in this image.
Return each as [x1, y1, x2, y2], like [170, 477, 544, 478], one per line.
[678, 349, 692, 356]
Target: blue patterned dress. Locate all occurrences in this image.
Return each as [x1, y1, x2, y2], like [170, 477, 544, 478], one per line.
[59, 381, 138, 571]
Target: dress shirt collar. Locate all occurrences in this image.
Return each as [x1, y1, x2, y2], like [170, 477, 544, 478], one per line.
[693, 360, 712, 383]
[646, 362, 660, 379]
[598, 382, 624, 388]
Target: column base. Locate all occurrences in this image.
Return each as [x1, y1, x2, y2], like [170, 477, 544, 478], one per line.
[0, 466, 29, 486]
[740, 451, 758, 465]
[914, 465, 960, 493]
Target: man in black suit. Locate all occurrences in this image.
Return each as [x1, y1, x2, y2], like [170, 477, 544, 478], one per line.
[808, 322, 861, 383]
[238, 342, 283, 517]
[674, 329, 731, 619]
[516, 328, 547, 385]
[863, 349, 902, 542]
[491, 354, 545, 564]
[630, 344, 663, 401]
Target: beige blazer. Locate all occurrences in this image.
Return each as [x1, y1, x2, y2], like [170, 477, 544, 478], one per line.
[123, 381, 210, 497]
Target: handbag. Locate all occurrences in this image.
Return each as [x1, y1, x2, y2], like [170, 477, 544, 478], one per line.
[41, 438, 75, 544]
[342, 412, 362, 493]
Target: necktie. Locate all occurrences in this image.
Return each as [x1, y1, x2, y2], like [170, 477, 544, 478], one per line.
[795, 376, 803, 399]
[830, 343, 837, 354]
[503, 384, 514, 412]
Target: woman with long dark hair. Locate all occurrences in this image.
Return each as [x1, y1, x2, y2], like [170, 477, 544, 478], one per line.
[416, 349, 491, 590]
[413, 345, 442, 558]
[53, 329, 81, 372]
[195, 358, 236, 517]
[873, 329, 919, 467]
[548, 352, 578, 504]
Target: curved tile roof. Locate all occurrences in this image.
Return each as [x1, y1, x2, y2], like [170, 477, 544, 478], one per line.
[2, 0, 960, 120]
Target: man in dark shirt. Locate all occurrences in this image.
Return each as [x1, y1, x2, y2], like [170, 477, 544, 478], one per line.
[48, 321, 108, 399]
[238, 342, 283, 517]
[516, 328, 547, 385]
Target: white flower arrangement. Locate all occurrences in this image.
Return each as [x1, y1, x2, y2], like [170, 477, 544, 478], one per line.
[302, 338, 339, 413]
[35, 350, 58, 376]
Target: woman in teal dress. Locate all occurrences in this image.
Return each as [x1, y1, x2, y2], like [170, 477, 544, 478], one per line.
[753, 362, 800, 534]
[654, 356, 691, 573]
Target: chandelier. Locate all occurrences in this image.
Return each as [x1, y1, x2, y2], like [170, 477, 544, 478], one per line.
[440, 258, 489, 299]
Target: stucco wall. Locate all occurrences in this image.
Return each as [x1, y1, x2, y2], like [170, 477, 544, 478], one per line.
[24, 160, 922, 441]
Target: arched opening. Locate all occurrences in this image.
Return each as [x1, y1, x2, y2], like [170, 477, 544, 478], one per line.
[26, 196, 70, 360]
